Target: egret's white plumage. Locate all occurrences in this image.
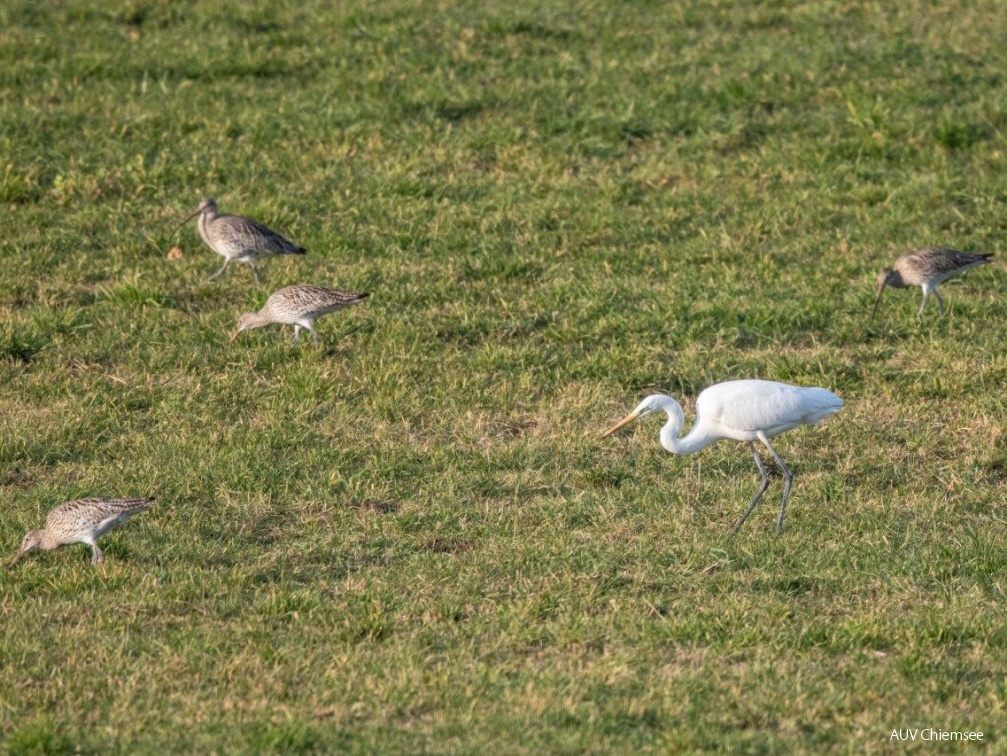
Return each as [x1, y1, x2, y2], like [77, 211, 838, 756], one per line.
[602, 379, 843, 533]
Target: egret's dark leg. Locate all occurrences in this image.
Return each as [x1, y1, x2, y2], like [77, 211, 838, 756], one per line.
[759, 435, 793, 534]
[732, 443, 772, 533]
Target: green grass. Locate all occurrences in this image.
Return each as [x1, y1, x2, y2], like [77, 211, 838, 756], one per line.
[2, 0, 1007, 751]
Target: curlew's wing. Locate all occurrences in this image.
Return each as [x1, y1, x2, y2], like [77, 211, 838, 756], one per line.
[93, 498, 155, 537]
[49, 497, 155, 538]
[910, 248, 992, 275]
[217, 213, 306, 255]
[271, 286, 369, 315]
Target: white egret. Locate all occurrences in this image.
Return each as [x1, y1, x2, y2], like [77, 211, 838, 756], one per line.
[602, 379, 843, 533]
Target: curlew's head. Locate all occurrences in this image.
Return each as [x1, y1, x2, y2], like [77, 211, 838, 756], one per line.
[230, 312, 266, 342]
[871, 268, 902, 320]
[175, 197, 218, 230]
[7, 530, 45, 568]
[876, 267, 903, 289]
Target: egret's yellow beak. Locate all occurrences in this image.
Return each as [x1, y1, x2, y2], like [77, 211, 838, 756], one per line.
[601, 409, 642, 438]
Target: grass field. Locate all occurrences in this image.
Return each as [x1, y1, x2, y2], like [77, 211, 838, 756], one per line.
[2, 0, 1007, 751]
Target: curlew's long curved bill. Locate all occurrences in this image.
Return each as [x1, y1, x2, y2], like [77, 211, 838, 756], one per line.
[173, 208, 201, 233]
[228, 330, 241, 344]
[601, 409, 642, 438]
[6, 549, 27, 569]
[869, 282, 886, 321]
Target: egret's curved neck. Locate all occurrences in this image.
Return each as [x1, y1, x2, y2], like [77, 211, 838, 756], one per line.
[658, 399, 718, 456]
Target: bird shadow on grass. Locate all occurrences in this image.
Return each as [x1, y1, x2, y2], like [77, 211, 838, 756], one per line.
[422, 536, 474, 555]
[349, 498, 402, 515]
[96, 279, 178, 311]
[238, 321, 373, 359]
[320, 321, 373, 358]
[0, 332, 44, 363]
[5, 719, 74, 755]
[237, 508, 290, 547]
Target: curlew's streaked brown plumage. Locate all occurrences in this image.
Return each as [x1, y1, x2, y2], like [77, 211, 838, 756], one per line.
[872, 247, 993, 319]
[8, 497, 156, 567]
[176, 198, 306, 282]
[231, 285, 369, 348]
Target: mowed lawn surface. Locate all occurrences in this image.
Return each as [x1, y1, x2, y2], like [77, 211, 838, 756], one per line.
[2, 0, 1007, 751]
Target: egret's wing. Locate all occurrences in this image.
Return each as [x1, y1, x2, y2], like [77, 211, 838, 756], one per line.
[697, 381, 841, 436]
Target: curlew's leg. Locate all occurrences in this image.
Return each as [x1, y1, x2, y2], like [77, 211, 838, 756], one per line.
[249, 261, 261, 283]
[758, 434, 793, 534]
[309, 325, 321, 349]
[207, 259, 230, 281]
[293, 325, 301, 343]
[732, 443, 772, 533]
[933, 288, 945, 317]
[917, 287, 930, 317]
[84, 538, 104, 565]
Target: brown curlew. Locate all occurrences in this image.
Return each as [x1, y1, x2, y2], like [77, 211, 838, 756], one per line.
[872, 247, 993, 318]
[231, 285, 369, 348]
[8, 497, 156, 567]
[176, 197, 306, 282]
